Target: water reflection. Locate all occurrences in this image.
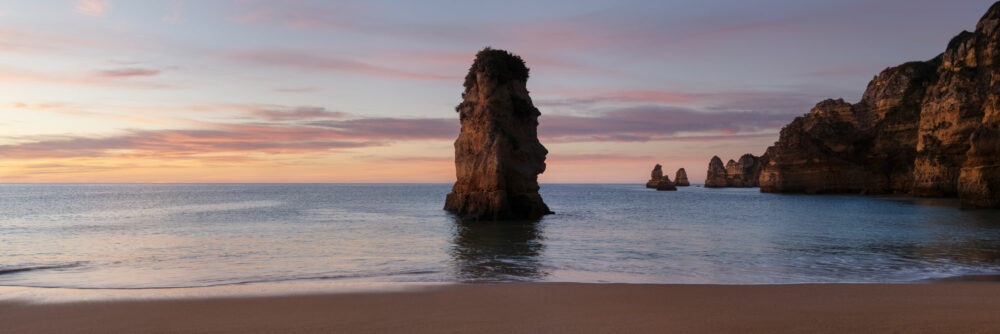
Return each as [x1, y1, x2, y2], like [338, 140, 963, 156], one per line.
[449, 219, 547, 281]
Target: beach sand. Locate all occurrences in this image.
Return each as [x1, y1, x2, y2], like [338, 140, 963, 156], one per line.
[3, 283, 1000, 333]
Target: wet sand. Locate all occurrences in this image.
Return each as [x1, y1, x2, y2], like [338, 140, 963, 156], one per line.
[3, 283, 1000, 333]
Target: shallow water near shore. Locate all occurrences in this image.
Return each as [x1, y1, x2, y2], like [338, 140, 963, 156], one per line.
[2, 183, 1000, 289]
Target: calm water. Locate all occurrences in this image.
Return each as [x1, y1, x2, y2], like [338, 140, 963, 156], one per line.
[2, 183, 1000, 288]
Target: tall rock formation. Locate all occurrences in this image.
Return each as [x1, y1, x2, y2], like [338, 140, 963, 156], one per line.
[444, 48, 552, 220]
[760, 1, 1000, 207]
[646, 164, 663, 188]
[656, 175, 677, 191]
[706, 154, 767, 188]
[705, 156, 729, 188]
[674, 168, 690, 186]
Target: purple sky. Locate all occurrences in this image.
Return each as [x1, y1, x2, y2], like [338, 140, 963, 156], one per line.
[0, 0, 993, 182]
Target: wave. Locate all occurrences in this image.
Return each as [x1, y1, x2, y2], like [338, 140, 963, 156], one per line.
[0, 262, 86, 276]
[0, 269, 444, 290]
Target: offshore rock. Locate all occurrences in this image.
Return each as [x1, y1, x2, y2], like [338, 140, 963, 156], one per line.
[646, 164, 663, 188]
[705, 156, 729, 188]
[656, 175, 678, 191]
[444, 48, 552, 220]
[674, 168, 690, 186]
[762, 1, 1000, 206]
[706, 154, 766, 188]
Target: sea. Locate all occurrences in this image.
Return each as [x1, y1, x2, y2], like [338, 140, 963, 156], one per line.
[2, 183, 1000, 289]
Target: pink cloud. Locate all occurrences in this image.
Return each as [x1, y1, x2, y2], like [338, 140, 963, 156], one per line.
[0, 67, 173, 89]
[248, 106, 346, 121]
[75, 0, 111, 17]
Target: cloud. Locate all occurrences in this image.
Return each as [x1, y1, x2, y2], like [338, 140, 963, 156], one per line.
[308, 117, 458, 140]
[248, 106, 346, 121]
[75, 0, 111, 17]
[539, 105, 790, 143]
[96, 67, 162, 77]
[0, 67, 173, 89]
[227, 51, 458, 80]
[0, 127, 381, 159]
[0, 99, 792, 161]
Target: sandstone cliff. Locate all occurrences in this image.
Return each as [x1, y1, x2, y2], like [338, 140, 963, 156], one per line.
[444, 48, 552, 220]
[674, 168, 690, 187]
[958, 3, 1000, 207]
[646, 164, 663, 188]
[706, 154, 766, 188]
[761, 2, 1000, 207]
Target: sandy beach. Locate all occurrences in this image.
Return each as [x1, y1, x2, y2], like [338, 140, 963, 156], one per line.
[3, 282, 1000, 333]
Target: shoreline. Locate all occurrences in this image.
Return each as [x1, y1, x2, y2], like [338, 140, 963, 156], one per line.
[4, 282, 1000, 333]
[4, 270, 1000, 303]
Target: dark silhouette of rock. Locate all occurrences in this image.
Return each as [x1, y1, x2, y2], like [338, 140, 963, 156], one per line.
[760, 2, 1000, 207]
[706, 154, 766, 188]
[656, 175, 677, 191]
[444, 48, 552, 220]
[674, 168, 690, 186]
[646, 164, 663, 188]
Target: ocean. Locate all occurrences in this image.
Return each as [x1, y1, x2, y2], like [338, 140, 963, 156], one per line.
[2, 183, 999, 289]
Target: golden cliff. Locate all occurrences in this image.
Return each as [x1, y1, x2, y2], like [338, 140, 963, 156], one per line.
[444, 48, 552, 220]
[760, 2, 1000, 208]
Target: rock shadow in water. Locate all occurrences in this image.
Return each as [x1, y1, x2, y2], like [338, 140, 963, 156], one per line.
[449, 218, 547, 282]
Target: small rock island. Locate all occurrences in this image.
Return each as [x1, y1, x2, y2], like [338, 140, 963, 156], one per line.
[646, 164, 663, 188]
[674, 168, 690, 187]
[444, 48, 553, 220]
[643, 164, 686, 190]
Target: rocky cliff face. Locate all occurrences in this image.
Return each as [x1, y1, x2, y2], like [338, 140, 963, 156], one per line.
[674, 168, 690, 186]
[706, 154, 766, 188]
[646, 164, 663, 188]
[761, 2, 1000, 206]
[444, 48, 552, 220]
[958, 4, 1000, 207]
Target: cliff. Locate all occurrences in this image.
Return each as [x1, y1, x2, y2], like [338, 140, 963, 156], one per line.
[674, 168, 690, 187]
[958, 3, 1000, 207]
[646, 164, 663, 188]
[706, 154, 766, 188]
[444, 48, 553, 220]
[761, 2, 1000, 207]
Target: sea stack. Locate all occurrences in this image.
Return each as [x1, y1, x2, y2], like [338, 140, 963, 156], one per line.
[759, 2, 1000, 207]
[646, 164, 663, 188]
[656, 175, 678, 191]
[706, 154, 765, 188]
[444, 48, 552, 220]
[705, 156, 728, 188]
[674, 168, 690, 186]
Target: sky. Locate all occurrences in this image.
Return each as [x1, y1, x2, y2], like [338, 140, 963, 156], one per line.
[0, 0, 994, 183]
